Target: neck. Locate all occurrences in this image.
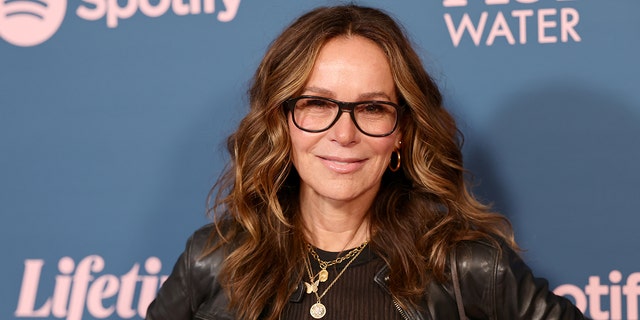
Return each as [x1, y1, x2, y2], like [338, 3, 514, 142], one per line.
[299, 188, 372, 252]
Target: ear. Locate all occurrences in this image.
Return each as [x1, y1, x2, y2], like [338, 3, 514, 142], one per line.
[395, 139, 402, 150]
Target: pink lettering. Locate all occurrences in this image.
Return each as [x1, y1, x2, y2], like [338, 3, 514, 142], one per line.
[624, 273, 640, 319]
[116, 262, 140, 318]
[77, 0, 240, 28]
[554, 284, 587, 312]
[68, 255, 104, 320]
[586, 275, 610, 319]
[87, 275, 119, 317]
[560, 8, 581, 42]
[139, 0, 172, 17]
[52, 257, 74, 317]
[511, 9, 533, 44]
[138, 257, 163, 318]
[444, 12, 488, 47]
[555, 271, 640, 319]
[14, 256, 167, 319]
[444, 8, 580, 47]
[15, 259, 51, 317]
[485, 11, 515, 46]
[610, 270, 623, 319]
[537, 8, 557, 43]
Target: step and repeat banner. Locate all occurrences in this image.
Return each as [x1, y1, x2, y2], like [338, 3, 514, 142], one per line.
[1, 0, 639, 319]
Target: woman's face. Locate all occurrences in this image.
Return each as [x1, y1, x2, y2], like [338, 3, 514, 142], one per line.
[288, 35, 401, 205]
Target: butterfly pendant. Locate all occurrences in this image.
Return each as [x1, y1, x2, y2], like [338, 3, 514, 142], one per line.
[304, 280, 319, 294]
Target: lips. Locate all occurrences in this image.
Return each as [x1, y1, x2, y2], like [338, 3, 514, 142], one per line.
[318, 155, 367, 174]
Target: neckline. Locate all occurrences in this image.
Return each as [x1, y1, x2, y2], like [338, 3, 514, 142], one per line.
[310, 244, 375, 268]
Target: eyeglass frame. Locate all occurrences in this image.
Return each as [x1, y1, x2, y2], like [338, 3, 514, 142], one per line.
[283, 95, 404, 137]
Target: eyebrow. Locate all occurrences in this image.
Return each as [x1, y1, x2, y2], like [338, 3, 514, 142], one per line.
[303, 86, 394, 102]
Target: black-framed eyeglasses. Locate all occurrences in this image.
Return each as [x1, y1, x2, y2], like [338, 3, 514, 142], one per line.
[283, 95, 402, 137]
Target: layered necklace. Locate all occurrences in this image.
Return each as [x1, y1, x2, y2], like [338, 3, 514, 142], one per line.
[303, 241, 369, 319]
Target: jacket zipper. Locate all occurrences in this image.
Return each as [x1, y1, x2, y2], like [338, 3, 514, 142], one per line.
[393, 298, 411, 320]
[380, 271, 415, 320]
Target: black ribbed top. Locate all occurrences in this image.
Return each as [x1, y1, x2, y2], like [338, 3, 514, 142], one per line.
[281, 245, 404, 320]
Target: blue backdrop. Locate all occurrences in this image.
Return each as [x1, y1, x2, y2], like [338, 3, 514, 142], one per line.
[1, 1, 639, 319]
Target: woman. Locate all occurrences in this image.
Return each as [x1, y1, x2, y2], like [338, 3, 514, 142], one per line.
[146, 5, 586, 320]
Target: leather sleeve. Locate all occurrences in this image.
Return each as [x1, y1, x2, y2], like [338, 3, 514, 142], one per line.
[455, 241, 587, 320]
[145, 224, 222, 320]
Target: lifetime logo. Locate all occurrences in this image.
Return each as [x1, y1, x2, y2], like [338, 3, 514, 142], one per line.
[0, 0, 67, 47]
[0, 0, 241, 47]
[15, 255, 167, 319]
[442, 0, 582, 47]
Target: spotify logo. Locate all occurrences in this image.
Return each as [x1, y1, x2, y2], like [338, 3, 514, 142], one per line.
[0, 0, 67, 47]
[0, 0, 241, 47]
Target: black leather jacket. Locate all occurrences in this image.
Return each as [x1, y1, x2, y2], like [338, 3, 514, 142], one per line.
[146, 224, 586, 319]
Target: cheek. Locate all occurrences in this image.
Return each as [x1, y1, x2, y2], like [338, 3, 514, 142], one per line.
[374, 135, 400, 162]
[363, 140, 398, 177]
[376, 147, 395, 169]
[288, 118, 314, 165]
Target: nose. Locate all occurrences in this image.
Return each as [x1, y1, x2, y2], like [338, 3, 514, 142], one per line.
[328, 111, 358, 145]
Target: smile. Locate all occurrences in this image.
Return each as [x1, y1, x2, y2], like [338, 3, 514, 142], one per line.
[318, 156, 367, 174]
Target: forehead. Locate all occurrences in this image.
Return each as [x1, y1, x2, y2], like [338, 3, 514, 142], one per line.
[304, 35, 396, 101]
[314, 35, 389, 69]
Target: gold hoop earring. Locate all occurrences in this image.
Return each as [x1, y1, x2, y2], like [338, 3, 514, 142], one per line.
[389, 149, 401, 172]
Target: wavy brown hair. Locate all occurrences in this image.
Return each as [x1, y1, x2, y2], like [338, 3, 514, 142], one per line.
[204, 5, 516, 319]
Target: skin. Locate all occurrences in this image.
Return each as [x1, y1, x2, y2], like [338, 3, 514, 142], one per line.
[288, 35, 402, 252]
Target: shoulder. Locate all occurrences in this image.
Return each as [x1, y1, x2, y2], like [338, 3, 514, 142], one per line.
[453, 238, 514, 277]
[451, 239, 586, 319]
[452, 237, 533, 300]
[184, 223, 227, 283]
[146, 223, 229, 319]
[187, 223, 220, 255]
[451, 238, 510, 307]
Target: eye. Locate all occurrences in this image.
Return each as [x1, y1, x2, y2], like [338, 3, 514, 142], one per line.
[358, 103, 393, 114]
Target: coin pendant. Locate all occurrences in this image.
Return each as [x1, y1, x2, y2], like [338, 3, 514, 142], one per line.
[310, 302, 326, 319]
[318, 269, 329, 282]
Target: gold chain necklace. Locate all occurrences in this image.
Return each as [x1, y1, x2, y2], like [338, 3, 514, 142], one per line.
[303, 241, 368, 319]
[306, 241, 368, 284]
